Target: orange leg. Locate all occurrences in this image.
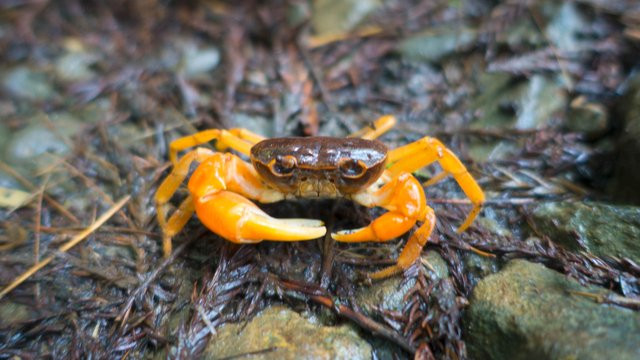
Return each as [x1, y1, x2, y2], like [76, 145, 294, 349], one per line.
[386, 136, 484, 232]
[369, 207, 435, 279]
[333, 172, 435, 279]
[348, 115, 397, 140]
[156, 148, 215, 256]
[168, 127, 265, 165]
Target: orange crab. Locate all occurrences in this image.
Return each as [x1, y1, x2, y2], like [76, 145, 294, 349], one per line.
[155, 116, 484, 279]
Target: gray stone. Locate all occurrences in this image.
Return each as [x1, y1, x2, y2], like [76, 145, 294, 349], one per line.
[312, 0, 381, 39]
[2, 66, 55, 101]
[531, 201, 640, 264]
[465, 260, 640, 360]
[566, 97, 608, 136]
[545, 2, 590, 53]
[203, 306, 371, 360]
[609, 74, 640, 205]
[355, 251, 449, 316]
[4, 113, 82, 171]
[55, 51, 98, 82]
[397, 26, 477, 63]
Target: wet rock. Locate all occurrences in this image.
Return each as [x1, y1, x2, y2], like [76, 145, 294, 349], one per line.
[4, 113, 82, 171]
[312, 0, 382, 39]
[609, 74, 640, 205]
[472, 73, 566, 131]
[156, 38, 220, 79]
[0, 300, 31, 326]
[465, 260, 640, 360]
[545, 1, 590, 53]
[0, 120, 24, 187]
[55, 50, 98, 82]
[56, 54, 96, 83]
[467, 73, 567, 162]
[2, 66, 55, 101]
[397, 25, 477, 63]
[181, 45, 220, 79]
[513, 75, 567, 130]
[531, 201, 640, 264]
[203, 306, 371, 360]
[231, 113, 273, 138]
[355, 251, 449, 315]
[566, 96, 608, 136]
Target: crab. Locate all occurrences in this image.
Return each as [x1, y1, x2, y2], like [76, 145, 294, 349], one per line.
[155, 115, 484, 279]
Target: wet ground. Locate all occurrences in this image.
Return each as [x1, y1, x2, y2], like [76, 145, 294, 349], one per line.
[0, 1, 639, 359]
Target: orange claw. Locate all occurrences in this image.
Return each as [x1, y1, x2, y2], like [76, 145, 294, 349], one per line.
[333, 172, 436, 279]
[193, 191, 326, 243]
[158, 150, 326, 253]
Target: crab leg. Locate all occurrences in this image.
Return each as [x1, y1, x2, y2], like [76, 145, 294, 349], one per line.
[386, 136, 484, 232]
[348, 115, 397, 140]
[168, 127, 265, 164]
[156, 148, 216, 256]
[333, 172, 436, 279]
[370, 207, 436, 279]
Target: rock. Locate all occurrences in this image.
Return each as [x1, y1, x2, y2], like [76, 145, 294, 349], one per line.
[2, 66, 55, 101]
[397, 25, 477, 63]
[4, 113, 82, 171]
[155, 38, 220, 79]
[513, 75, 566, 130]
[467, 73, 567, 162]
[609, 74, 640, 205]
[566, 96, 608, 136]
[545, 2, 590, 53]
[203, 306, 371, 360]
[465, 260, 640, 360]
[531, 201, 640, 264]
[231, 113, 273, 138]
[181, 45, 220, 79]
[0, 300, 31, 326]
[55, 51, 98, 82]
[355, 251, 449, 316]
[472, 73, 566, 131]
[311, 0, 382, 39]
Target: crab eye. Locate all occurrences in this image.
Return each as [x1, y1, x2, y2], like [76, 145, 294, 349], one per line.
[269, 155, 297, 176]
[339, 158, 366, 179]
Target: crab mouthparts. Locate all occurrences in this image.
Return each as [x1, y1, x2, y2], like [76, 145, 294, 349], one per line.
[292, 178, 341, 198]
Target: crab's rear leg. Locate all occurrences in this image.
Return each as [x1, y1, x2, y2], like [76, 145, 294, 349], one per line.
[168, 127, 265, 164]
[348, 115, 397, 140]
[156, 148, 215, 256]
[333, 173, 436, 279]
[386, 137, 484, 232]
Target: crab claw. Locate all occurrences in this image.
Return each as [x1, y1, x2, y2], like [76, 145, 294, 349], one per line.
[331, 212, 416, 242]
[193, 191, 326, 243]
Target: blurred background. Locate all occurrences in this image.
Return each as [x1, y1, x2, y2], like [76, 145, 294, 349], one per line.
[0, 1, 639, 359]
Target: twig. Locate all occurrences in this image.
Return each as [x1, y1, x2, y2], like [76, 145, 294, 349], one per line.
[0, 160, 80, 224]
[279, 279, 416, 354]
[568, 290, 640, 310]
[0, 195, 131, 300]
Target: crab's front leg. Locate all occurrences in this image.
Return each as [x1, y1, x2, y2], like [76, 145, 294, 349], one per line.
[386, 137, 484, 232]
[333, 172, 435, 279]
[156, 150, 326, 257]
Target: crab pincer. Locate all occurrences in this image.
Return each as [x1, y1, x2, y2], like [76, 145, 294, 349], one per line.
[192, 191, 326, 244]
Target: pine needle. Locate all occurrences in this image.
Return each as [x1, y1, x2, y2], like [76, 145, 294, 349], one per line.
[0, 195, 131, 300]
